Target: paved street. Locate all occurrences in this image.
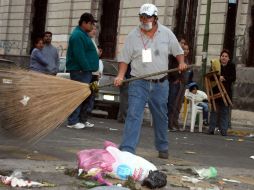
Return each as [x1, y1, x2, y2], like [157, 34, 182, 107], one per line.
[0, 117, 254, 189]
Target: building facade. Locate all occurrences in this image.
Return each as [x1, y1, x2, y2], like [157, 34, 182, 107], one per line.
[0, 0, 253, 66]
[0, 0, 253, 109]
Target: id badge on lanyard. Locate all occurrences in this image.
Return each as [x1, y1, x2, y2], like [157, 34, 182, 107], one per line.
[142, 48, 152, 63]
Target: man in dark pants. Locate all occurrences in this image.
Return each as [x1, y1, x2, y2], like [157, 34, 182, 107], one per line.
[167, 38, 193, 131]
[66, 13, 99, 129]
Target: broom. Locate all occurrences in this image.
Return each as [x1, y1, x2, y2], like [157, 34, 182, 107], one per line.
[92, 65, 194, 91]
[0, 68, 91, 142]
[0, 65, 194, 142]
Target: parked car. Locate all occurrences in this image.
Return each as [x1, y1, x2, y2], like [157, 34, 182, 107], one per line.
[57, 57, 120, 119]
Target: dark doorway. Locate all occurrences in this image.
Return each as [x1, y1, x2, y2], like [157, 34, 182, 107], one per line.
[174, 0, 198, 64]
[99, 0, 120, 59]
[223, 1, 238, 59]
[247, 5, 254, 67]
[30, 0, 48, 52]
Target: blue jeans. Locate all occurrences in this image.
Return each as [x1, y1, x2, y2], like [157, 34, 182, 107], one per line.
[197, 102, 209, 121]
[68, 71, 92, 125]
[209, 104, 229, 132]
[119, 79, 169, 154]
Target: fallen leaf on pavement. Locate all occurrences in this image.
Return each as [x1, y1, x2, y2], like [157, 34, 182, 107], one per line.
[222, 178, 241, 183]
[184, 151, 196, 154]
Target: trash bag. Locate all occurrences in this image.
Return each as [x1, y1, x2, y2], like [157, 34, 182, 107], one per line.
[106, 146, 157, 181]
[77, 141, 117, 172]
[142, 170, 167, 189]
[77, 141, 157, 182]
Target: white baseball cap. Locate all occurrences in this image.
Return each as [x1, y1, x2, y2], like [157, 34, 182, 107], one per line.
[139, 3, 158, 16]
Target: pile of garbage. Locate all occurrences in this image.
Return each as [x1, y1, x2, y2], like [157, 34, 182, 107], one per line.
[0, 170, 54, 188]
[70, 141, 167, 189]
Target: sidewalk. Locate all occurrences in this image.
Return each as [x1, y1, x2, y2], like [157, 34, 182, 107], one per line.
[143, 107, 254, 132]
[231, 109, 254, 129]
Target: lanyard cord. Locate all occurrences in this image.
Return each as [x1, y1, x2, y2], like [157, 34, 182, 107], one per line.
[140, 30, 151, 50]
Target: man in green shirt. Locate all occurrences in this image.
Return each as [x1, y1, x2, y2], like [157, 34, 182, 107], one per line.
[66, 13, 99, 129]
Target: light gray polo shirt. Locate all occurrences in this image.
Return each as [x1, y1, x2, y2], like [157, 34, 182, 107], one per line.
[118, 22, 183, 79]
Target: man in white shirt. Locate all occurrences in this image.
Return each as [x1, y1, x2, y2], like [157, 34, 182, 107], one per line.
[114, 4, 187, 159]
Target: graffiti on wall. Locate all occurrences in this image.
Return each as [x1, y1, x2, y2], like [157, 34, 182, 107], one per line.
[0, 40, 20, 53]
[235, 34, 246, 64]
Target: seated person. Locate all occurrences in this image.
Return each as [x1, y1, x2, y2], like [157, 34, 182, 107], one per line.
[186, 82, 209, 125]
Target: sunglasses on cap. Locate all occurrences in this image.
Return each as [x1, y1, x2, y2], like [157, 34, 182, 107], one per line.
[139, 14, 154, 19]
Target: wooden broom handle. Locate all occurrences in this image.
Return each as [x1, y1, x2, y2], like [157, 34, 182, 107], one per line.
[98, 65, 194, 88]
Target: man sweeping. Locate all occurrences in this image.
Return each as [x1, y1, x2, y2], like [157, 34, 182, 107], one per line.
[114, 4, 187, 159]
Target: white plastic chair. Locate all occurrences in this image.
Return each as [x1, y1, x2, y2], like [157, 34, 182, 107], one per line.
[183, 89, 203, 132]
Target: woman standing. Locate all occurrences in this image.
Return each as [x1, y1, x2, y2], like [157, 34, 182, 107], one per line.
[208, 49, 236, 136]
[30, 38, 49, 74]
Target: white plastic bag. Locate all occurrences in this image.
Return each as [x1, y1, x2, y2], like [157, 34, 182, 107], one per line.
[106, 146, 157, 181]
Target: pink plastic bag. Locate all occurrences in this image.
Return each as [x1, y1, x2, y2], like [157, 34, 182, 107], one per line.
[77, 141, 117, 172]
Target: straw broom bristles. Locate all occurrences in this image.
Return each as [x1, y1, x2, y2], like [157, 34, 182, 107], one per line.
[0, 68, 91, 142]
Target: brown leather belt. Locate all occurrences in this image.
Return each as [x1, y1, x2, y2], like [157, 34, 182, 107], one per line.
[146, 76, 167, 83]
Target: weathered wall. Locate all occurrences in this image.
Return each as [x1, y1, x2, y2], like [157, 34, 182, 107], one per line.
[233, 66, 254, 111]
[234, 0, 250, 65]
[195, 0, 227, 66]
[0, 0, 32, 55]
[45, 0, 92, 57]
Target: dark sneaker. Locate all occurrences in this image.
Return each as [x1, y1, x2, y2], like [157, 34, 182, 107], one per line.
[84, 121, 94, 128]
[168, 127, 178, 132]
[207, 130, 214, 135]
[158, 150, 168, 159]
[203, 121, 209, 126]
[220, 129, 227, 136]
[117, 118, 125, 123]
